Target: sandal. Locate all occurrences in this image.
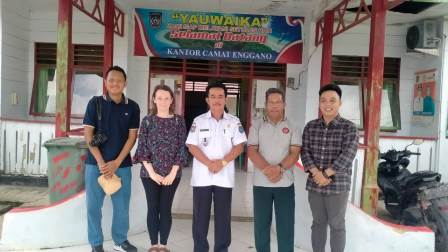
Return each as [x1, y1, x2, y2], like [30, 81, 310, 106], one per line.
[148, 247, 159, 252]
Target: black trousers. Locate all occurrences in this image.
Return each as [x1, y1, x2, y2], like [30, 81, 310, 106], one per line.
[141, 177, 180, 245]
[193, 186, 232, 252]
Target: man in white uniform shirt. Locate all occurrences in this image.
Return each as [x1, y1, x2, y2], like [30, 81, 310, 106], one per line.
[186, 81, 247, 252]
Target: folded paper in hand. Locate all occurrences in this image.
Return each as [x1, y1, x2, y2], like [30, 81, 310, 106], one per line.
[98, 174, 122, 195]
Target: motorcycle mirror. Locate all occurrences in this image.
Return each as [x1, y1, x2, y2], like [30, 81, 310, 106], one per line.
[412, 139, 424, 146]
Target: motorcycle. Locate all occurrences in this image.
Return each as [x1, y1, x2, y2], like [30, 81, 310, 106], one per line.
[377, 139, 448, 252]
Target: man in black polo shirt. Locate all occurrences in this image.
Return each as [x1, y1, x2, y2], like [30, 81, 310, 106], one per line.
[83, 66, 140, 252]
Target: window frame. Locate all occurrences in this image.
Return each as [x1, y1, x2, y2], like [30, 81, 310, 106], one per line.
[331, 55, 402, 132]
[70, 68, 103, 119]
[29, 42, 103, 118]
[333, 77, 364, 129]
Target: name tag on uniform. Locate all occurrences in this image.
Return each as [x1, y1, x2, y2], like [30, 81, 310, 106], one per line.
[199, 129, 211, 147]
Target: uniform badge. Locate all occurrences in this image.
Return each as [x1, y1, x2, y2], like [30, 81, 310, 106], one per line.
[190, 122, 196, 133]
[236, 123, 244, 133]
[202, 138, 209, 146]
[282, 127, 290, 134]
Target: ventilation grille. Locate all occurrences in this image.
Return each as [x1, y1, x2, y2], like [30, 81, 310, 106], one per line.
[35, 43, 104, 67]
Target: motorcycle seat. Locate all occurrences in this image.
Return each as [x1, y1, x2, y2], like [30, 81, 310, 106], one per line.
[400, 171, 441, 189]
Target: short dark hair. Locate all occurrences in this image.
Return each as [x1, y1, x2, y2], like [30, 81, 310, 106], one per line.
[105, 65, 127, 81]
[206, 81, 227, 97]
[319, 84, 342, 98]
[265, 88, 285, 103]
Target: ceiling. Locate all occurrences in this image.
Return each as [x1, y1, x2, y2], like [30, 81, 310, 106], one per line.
[342, 0, 448, 25]
[26, 0, 448, 25]
[115, 0, 323, 17]
[26, 0, 338, 19]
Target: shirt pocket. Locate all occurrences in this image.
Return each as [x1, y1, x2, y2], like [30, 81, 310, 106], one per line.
[223, 127, 233, 138]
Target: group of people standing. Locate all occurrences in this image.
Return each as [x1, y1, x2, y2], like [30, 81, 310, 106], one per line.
[83, 65, 358, 252]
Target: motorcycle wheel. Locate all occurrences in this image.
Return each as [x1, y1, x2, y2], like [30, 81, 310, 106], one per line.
[428, 211, 448, 252]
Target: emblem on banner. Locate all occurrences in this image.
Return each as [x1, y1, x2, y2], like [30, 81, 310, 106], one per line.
[149, 12, 162, 28]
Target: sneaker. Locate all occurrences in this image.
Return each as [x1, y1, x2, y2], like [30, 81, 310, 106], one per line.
[113, 240, 138, 252]
[91, 245, 104, 252]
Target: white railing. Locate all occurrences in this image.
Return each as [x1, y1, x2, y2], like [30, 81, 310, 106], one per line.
[0, 120, 55, 176]
[350, 138, 437, 207]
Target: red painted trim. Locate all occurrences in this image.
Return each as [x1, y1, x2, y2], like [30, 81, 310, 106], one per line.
[373, 216, 433, 232]
[68, 127, 84, 136]
[320, 10, 334, 87]
[351, 200, 433, 232]
[114, 7, 120, 35]
[119, 8, 125, 36]
[315, 0, 404, 46]
[150, 70, 279, 80]
[388, 0, 406, 10]
[72, 0, 124, 37]
[358, 144, 368, 149]
[8, 190, 85, 213]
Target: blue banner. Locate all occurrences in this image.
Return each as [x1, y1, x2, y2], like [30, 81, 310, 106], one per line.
[134, 8, 304, 63]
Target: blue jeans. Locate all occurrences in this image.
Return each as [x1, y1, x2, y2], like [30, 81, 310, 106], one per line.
[85, 164, 132, 246]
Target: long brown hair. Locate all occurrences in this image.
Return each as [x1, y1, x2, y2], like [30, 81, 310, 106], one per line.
[151, 84, 175, 115]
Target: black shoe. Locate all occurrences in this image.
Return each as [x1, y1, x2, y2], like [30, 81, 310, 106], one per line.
[91, 245, 104, 252]
[113, 240, 137, 252]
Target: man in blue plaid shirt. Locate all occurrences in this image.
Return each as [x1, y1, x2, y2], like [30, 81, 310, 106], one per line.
[301, 84, 358, 252]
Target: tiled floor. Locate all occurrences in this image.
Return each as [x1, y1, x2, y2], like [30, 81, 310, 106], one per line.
[0, 168, 308, 252]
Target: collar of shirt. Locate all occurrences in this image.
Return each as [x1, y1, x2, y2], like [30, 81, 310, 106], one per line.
[103, 93, 128, 104]
[263, 115, 287, 125]
[318, 114, 342, 128]
[205, 110, 230, 120]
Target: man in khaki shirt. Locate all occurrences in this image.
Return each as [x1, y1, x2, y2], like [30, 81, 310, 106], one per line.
[248, 88, 301, 252]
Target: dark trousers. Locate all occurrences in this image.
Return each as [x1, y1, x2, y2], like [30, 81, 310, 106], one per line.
[193, 186, 232, 252]
[141, 177, 180, 245]
[253, 185, 295, 252]
[308, 191, 349, 252]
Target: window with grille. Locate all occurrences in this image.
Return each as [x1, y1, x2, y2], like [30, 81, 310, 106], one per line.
[30, 43, 104, 117]
[332, 55, 401, 131]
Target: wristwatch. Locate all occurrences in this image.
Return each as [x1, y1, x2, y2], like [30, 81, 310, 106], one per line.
[323, 169, 335, 179]
[278, 163, 286, 174]
[222, 159, 228, 167]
